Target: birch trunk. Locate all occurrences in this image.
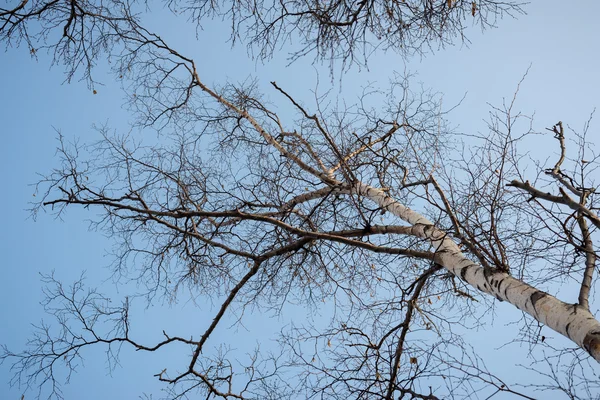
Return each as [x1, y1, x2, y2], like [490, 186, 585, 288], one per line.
[355, 181, 600, 362]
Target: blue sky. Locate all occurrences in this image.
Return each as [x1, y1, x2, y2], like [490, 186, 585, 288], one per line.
[2, 1, 600, 399]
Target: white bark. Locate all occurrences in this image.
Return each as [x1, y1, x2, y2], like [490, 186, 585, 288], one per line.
[354, 181, 600, 362]
[198, 68, 600, 361]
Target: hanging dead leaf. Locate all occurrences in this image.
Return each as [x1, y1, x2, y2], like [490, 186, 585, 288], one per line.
[447, 0, 452, 7]
[428, 298, 432, 304]
[410, 357, 417, 364]
[93, 89, 97, 95]
[327, 339, 331, 347]
[471, 1, 477, 16]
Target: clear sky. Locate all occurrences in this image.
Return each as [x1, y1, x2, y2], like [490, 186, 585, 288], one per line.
[2, 1, 600, 399]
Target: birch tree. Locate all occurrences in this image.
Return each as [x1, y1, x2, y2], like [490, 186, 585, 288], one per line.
[2, 1, 599, 399]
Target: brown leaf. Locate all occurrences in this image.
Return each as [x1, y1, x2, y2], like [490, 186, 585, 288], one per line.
[410, 357, 417, 364]
[471, 1, 477, 16]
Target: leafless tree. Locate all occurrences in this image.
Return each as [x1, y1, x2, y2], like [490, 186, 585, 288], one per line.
[1, 0, 524, 77]
[2, 1, 600, 400]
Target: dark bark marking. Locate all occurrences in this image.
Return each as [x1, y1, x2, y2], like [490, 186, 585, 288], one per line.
[496, 277, 504, 292]
[584, 331, 600, 356]
[530, 291, 547, 308]
[565, 322, 571, 336]
[460, 267, 468, 281]
[483, 268, 504, 292]
[482, 268, 493, 288]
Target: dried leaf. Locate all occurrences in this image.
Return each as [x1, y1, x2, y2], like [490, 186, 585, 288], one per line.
[410, 357, 417, 364]
[471, 1, 477, 16]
